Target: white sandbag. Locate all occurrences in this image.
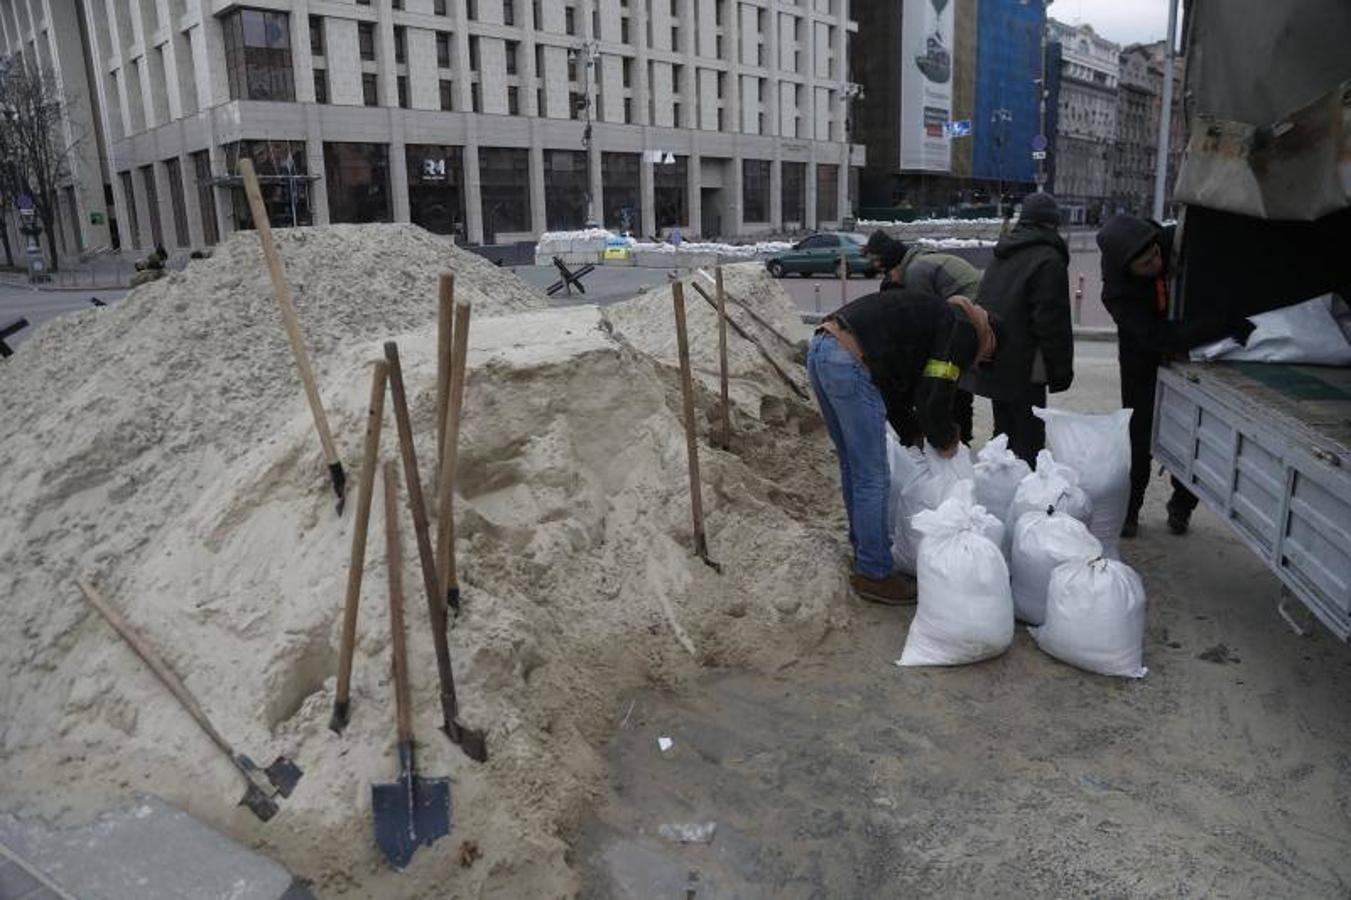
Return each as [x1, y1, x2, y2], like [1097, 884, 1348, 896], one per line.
[973, 434, 1031, 530]
[1031, 557, 1147, 678]
[898, 489, 1013, 667]
[1191, 294, 1351, 366]
[1010, 509, 1103, 625]
[888, 435, 974, 575]
[1035, 409, 1131, 560]
[1004, 449, 1093, 558]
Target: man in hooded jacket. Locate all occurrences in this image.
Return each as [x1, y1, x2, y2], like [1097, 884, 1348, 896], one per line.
[1097, 214, 1255, 536]
[964, 192, 1074, 463]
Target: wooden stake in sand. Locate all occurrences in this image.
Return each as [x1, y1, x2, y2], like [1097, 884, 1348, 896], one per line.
[435, 302, 473, 611]
[671, 282, 721, 573]
[714, 267, 731, 451]
[330, 359, 389, 734]
[238, 158, 346, 514]
[436, 274, 454, 474]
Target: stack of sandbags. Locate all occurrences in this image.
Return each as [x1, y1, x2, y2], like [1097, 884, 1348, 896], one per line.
[1010, 509, 1102, 624]
[1004, 450, 1092, 558]
[1035, 409, 1131, 558]
[973, 434, 1031, 555]
[886, 431, 975, 575]
[1031, 557, 1148, 678]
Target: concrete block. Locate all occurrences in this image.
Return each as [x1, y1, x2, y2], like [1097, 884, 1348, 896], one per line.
[0, 796, 312, 900]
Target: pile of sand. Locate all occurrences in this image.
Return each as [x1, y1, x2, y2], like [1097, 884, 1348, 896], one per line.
[0, 230, 851, 896]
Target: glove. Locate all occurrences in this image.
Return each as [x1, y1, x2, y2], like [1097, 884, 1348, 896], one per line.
[1231, 318, 1257, 347]
[1048, 371, 1074, 394]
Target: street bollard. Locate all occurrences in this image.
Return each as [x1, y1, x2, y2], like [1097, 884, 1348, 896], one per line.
[814, 284, 821, 315]
[1074, 273, 1085, 324]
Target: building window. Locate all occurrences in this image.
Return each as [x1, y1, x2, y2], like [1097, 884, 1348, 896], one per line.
[440, 79, 454, 110]
[622, 56, 632, 87]
[358, 22, 375, 61]
[221, 8, 295, 101]
[623, 96, 632, 122]
[394, 26, 406, 64]
[469, 36, 480, 71]
[397, 75, 408, 108]
[742, 159, 770, 223]
[569, 90, 584, 119]
[503, 0, 514, 26]
[506, 40, 519, 74]
[434, 0, 446, 14]
[313, 67, 328, 103]
[324, 142, 391, 223]
[308, 15, 323, 56]
[544, 150, 588, 229]
[406, 144, 465, 236]
[564, 5, 575, 35]
[507, 85, 520, 114]
[466, 0, 477, 19]
[165, 157, 190, 247]
[620, 17, 630, 43]
[592, 7, 600, 37]
[471, 81, 481, 112]
[781, 161, 805, 225]
[816, 162, 838, 222]
[119, 171, 141, 249]
[191, 151, 219, 245]
[654, 154, 686, 229]
[602, 152, 640, 232]
[141, 164, 164, 247]
[363, 73, 379, 105]
[567, 53, 577, 82]
[673, 100, 681, 126]
[436, 32, 451, 68]
[532, 0, 542, 28]
[226, 140, 312, 228]
[671, 25, 679, 50]
[392, 0, 402, 8]
[478, 147, 531, 239]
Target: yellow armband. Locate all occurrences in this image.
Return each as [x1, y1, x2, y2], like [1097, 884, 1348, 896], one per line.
[922, 359, 961, 381]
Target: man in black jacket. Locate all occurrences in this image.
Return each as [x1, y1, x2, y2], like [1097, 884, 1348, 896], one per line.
[808, 289, 1000, 605]
[964, 192, 1074, 464]
[1097, 214, 1254, 536]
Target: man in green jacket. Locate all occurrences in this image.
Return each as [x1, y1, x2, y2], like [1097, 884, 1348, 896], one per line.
[863, 230, 983, 300]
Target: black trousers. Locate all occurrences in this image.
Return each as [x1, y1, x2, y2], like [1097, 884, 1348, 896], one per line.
[992, 385, 1048, 466]
[953, 389, 975, 445]
[1121, 355, 1198, 520]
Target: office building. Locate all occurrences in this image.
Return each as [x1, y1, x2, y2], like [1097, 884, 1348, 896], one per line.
[1045, 18, 1118, 224]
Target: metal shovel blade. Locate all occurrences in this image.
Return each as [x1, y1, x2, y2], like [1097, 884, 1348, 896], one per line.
[265, 756, 304, 797]
[239, 784, 280, 822]
[372, 769, 452, 870]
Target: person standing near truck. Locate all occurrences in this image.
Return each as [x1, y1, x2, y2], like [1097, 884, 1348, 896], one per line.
[807, 289, 1001, 605]
[1097, 214, 1255, 537]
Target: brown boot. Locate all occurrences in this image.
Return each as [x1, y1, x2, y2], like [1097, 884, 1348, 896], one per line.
[850, 572, 918, 606]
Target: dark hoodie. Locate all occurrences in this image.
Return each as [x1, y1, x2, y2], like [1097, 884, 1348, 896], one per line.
[1097, 215, 1249, 372]
[964, 221, 1073, 403]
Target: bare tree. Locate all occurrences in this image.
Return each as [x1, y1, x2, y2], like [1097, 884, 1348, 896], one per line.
[0, 60, 84, 272]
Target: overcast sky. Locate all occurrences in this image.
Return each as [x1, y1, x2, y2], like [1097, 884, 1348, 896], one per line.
[1051, 0, 1178, 48]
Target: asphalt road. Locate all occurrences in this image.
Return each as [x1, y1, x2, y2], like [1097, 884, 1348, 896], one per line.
[0, 282, 127, 354]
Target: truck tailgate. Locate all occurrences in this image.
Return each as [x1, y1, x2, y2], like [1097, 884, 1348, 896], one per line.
[1154, 362, 1351, 638]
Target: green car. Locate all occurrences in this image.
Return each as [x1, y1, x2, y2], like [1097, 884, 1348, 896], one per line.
[765, 233, 876, 278]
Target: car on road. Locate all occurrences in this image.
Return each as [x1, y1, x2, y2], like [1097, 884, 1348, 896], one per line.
[765, 233, 876, 279]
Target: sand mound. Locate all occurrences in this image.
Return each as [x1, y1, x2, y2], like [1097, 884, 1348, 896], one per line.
[0, 227, 851, 897]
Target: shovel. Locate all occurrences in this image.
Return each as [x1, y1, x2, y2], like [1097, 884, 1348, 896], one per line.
[76, 578, 302, 822]
[372, 460, 452, 869]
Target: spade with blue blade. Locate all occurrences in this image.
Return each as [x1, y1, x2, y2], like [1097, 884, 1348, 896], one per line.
[372, 460, 451, 869]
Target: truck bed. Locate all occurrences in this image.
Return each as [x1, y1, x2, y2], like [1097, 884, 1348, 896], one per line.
[1155, 362, 1351, 638]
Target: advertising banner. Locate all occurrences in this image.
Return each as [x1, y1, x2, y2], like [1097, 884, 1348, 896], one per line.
[900, 0, 955, 172]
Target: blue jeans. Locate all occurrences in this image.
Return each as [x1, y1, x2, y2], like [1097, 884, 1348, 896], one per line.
[807, 333, 893, 579]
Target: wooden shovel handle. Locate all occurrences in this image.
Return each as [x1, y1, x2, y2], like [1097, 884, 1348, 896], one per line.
[238, 158, 339, 468]
[436, 274, 454, 474]
[436, 303, 472, 597]
[334, 360, 388, 710]
[77, 578, 235, 759]
[382, 462, 413, 743]
[671, 282, 708, 551]
[714, 266, 731, 449]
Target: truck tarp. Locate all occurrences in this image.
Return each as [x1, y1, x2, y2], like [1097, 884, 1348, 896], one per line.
[1176, 0, 1351, 319]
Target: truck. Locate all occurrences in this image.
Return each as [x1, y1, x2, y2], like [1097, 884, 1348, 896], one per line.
[1150, 0, 1351, 638]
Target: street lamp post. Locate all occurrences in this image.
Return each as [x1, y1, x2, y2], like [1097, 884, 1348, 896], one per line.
[570, 37, 600, 228]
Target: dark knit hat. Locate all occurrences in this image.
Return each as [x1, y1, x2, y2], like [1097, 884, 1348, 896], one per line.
[1019, 192, 1061, 227]
[862, 229, 908, 270]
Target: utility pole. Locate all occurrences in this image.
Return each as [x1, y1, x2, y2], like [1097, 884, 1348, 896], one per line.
[1035, 5, 1049, 190]
[1152, 0, 1180, 220]
[573, 0, 601, 227]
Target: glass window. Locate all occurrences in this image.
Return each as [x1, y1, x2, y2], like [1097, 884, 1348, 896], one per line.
[466, 0, 476, 19]
[119, 171, 141, 249]
[394, 26, 406, 63]
[434, 0, 446, 14]
[221, 8, 295, 101]
[742, 159, 769, 223]
[440, 79, 454, 110]
[191, 151, 218, 245]
[358, 22, 375, 61]
[436, 32, 451, 68]
[564, 6, 575, 34]
[226, 140, 312, 228]
[308, 15, 323, 56]
[363, 73, 379, 106]
[324, 142, 391, 223]
[397, 75, 408, 108]
[506, 40, 518, 75]
[471, 81, 481, 112]
[816, 162, 838, 222]
[314, 67, 327, 103]
[602, 152, 640, 233]
[478, 147, 531, 239]
[654, 154, 686, 229]
[503, 0, 514, 26]
[392, 0, 402, 8]
[165, 157, 190, 247]
[544, 149, 588, 230]
[507, 85, 519, 114]
[406, 144, 465, 236]
[469, 36, 480, 71]
[781, 161, 805, 224]
[141, 164, 163, 247]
